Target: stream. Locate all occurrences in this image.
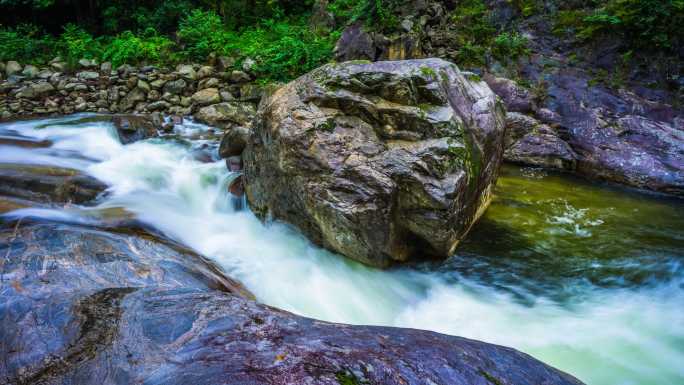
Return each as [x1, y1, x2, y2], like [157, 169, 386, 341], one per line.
[1, 114, 683, 385]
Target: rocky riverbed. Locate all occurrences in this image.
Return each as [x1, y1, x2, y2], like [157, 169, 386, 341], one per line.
[0, 113, 587, 385]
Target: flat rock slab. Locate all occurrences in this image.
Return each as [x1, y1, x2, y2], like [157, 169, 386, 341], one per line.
[0, 221, 582, 385]
[0, 163, 108, 205]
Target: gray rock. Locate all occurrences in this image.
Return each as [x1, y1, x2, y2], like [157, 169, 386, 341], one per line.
[191, 87, 221, 106]
[150, 79, 167, 89]
[229, 70, 251, 83]
[484, 74, 535, 113]
[36, 69, 53, 79]
[217, 55, 236, 71]
[243, 58, 506, 268]
[120, 87, 147, 112]
[50, 61, 67, 72]
[5, 61, 22, 76]
[77, 71, 100, 80]
[504, 112, 577, 170]
[112, 114, 160, 143]
[219, 126, 250, 158]
[137, 79, 151, 93]
[176, 64, 197, 81]
[21, 64, 39, 78]
[239, 83, 263, 101]
[78, 58, 97, 68]
[197, 65, 215, 79]
[194, 101, 256, 129]
[198, 77, 220, 89]
[163, 78, 187, 95]
[147, 100, 171, 111]
[241, 57, 256, 73]
[100, 61, 112, 74]
[0, 163, 107, 204]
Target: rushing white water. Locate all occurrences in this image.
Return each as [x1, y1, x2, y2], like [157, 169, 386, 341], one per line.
[2, 115, 683, 385]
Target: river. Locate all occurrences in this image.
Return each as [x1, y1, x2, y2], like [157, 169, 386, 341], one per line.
[1, 114, 683, 385]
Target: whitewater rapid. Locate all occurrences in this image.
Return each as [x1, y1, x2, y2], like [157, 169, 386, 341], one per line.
[2, 115, 683, 385]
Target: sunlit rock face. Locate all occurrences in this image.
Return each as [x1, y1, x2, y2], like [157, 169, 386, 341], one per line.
[244, 59, 506, 268]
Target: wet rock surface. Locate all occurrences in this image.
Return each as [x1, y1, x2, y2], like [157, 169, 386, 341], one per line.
[504, 112, 577, 170]
[244, 59, 506, 267]
[0, 220, 583, 385]
[0, 163, 107, 205]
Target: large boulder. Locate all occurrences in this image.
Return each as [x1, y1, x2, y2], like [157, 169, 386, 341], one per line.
[0, 219, 584, 385]
[243, 59, 506, 267]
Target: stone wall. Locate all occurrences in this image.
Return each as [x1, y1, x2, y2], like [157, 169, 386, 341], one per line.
[0, 58, 261, 126]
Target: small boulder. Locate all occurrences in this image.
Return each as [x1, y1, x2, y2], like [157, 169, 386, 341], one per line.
[191, 87, 221, 106]
[100, 61, 112, 74]
[163, 78, 187, 95]
[5, 61, 22, 76]
[217, 56, 236, 71]
[504, 112, 577, 170]
[112, 114, 160, 144]
[77, 71, 100, 80]
[197, 65, 215, 79]
[120, 87, 147, 111]
[176, 64, 197, 81]
[194, 101, 256, 129]
[21, 64, 39, 78]
[219, 126, 250, 158]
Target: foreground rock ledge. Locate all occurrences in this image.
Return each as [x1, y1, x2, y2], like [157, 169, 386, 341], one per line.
[0, 220, 584, 385]
[244, 59, 506, 267]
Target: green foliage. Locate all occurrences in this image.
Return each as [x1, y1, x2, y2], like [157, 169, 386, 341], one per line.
[102, 29, 174, 67]
[450, 0, 497, 66]
[554, 0, 684, 52]
[0, 23, 56, 63]
[450, 0, 529, 66]
[509, 0, 538, 17]
[492, 32, 529, 61]
[177, 9, 234, 61]
[177, 9, 337, 81]
[225, 18, 338, 81]
[327, 0, 399, 30]
[60, 24, 103, 65]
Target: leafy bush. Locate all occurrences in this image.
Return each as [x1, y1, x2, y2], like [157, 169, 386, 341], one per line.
[102, 29, 174, 67]
[60, 24, 103, 65]
[580, 0, 683, 51]
[492, 32, 529, 61]
[227, 18, 338, 81]
[449, 0, 529, 66]
[0, 24, 57, 63]
[177, 9, 234, 61]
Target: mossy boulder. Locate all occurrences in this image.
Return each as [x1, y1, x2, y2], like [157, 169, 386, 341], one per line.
[243, 58, 506, 267]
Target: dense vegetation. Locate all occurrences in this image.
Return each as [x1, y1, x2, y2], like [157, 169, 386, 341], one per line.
[0, 0, 681, 81]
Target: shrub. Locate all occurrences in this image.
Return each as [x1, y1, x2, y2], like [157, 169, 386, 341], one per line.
[225, 18, 338, 81]
[0, 24, 57, 63]
[102, 29, 174, 67]
[492, 32, 529, 61]
[578, 0, 684, 51]
[177, 9, 234, 61]
[60, 24, 103, 65]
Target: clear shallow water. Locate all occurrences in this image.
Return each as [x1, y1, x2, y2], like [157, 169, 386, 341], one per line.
[1, 115, 683, 385]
